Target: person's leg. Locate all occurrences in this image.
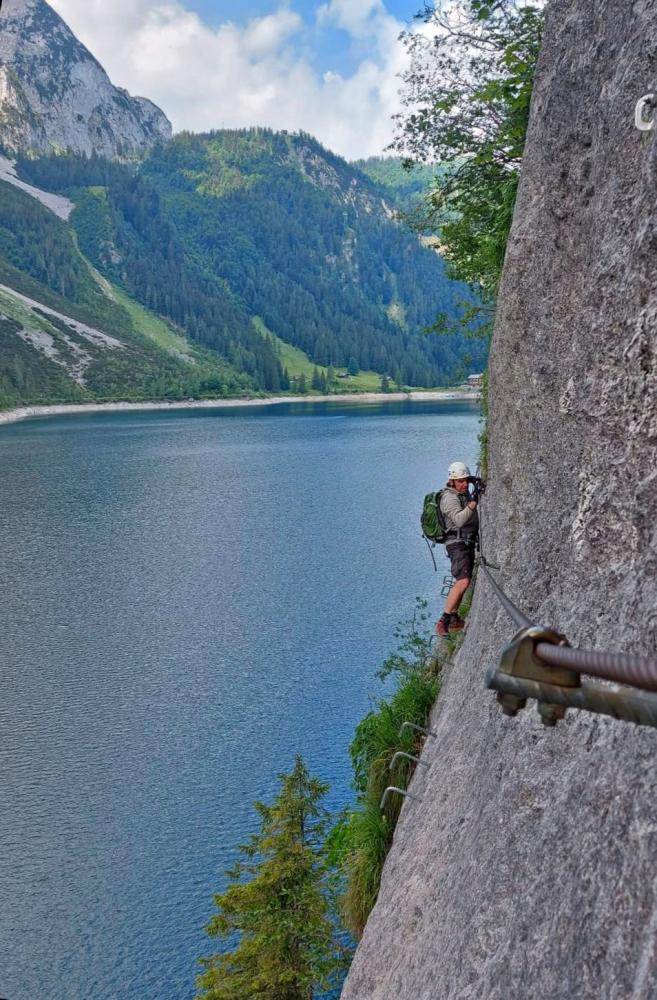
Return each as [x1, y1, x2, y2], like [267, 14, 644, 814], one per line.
[436, 543, 474, 636]
[444, 576, 470, 614]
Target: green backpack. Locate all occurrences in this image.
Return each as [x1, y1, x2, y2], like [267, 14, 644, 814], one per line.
[420, 490, 449, 545]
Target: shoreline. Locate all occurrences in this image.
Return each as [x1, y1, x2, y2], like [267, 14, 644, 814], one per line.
[0, 390, 481, 427]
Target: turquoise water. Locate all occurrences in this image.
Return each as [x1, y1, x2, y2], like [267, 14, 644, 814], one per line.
[0, 399, 480, 999]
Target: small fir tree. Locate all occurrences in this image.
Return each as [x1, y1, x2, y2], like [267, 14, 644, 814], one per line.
[197, 756, 343, 1000]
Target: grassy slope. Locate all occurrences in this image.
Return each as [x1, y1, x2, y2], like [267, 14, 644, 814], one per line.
[111, 284, 192, 357]
[254, 318, 391, 393]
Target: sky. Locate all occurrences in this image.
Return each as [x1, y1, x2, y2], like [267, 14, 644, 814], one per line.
[49, 0, 426, 160]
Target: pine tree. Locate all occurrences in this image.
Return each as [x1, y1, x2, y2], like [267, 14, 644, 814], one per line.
[197, 757, 343, 1000]
[298, 372, 308, 394]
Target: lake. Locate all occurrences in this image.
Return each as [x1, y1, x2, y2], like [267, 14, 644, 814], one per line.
[0, 398, 480, 1000]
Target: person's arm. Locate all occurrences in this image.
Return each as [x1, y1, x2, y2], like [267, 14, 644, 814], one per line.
[441, 490, 477, 528]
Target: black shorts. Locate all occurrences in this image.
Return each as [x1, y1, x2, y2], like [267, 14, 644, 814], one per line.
[446, 542, 475, 582]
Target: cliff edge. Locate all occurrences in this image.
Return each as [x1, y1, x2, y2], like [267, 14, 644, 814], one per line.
[341, 2, 657, 998]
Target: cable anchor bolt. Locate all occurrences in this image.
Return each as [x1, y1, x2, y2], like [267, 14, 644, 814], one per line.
[379, 786, 423, 812]
[486, 625, 579, 726]
[635, 93, 656, 131]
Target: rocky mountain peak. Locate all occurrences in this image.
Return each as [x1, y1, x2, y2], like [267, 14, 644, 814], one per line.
[0, 0, 172, 159]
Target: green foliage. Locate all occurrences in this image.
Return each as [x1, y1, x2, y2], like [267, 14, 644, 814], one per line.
[331, 599, 442, 937]
[394, 0, 544, 319]
[0, 181, 137, 344]
[350, 670, 439, 800]
[197, 756, 345, 1000]
[353, 156, 441, 214]
[376, 598, 435, 684]
[327, 799, 391, 939]
[8, 128, 491, 402]
[478, 369, 490, 476]
[0, 180, 84, 299]
[110, 283, 192, 356]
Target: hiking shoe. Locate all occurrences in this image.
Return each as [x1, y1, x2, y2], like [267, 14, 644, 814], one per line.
[435, 617, 450, 638]
[448, 615, 466, 633]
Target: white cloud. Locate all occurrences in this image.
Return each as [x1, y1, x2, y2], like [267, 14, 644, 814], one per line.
[48, 0, 410, 159]
[316, 0, 385, 39]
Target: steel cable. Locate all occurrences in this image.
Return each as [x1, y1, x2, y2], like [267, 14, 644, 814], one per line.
[535, 643, 657, 693]
[478, 559, 533, 630]
[478, 554, 657, 693]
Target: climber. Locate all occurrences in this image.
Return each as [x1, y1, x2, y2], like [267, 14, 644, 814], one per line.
[435, 461, 479, 638]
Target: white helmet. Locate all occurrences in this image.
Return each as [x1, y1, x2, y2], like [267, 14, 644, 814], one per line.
[447, 461, 471, 480]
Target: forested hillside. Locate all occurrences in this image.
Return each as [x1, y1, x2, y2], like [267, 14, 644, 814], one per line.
[16, 130, 487, 392]
[0, 179, 251, 408]
[142, 131, 485, 386]
[354, 156, 440, 214]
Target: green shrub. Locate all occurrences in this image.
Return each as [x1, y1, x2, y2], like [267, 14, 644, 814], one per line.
[331, 600, 446, 938]
[334, 800, 392, 938]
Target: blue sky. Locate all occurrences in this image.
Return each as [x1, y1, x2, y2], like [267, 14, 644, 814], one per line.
[182, 0, 422, 74]
[50, 0, 429, 159]
[185, 0, 419, 20]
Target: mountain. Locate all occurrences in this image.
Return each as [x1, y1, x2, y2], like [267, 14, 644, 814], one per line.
[16, 132, 487, 391]
[0, 0, 171, 159]
[0, 0, 486, 408]
[145, 132, 486, 384]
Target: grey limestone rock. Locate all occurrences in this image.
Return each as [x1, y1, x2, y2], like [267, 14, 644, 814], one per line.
[0, 0, 171, 158]
[341, 1, 657, 997]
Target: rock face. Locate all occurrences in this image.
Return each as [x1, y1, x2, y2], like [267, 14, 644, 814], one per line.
[0, 0, 171, 158]
[341, 2, 657, 998]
